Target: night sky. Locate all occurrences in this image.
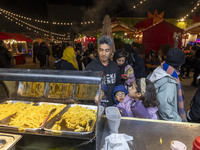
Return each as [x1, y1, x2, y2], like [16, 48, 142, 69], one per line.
[0, 0, 199, 34]
[0, 0, 198, 18]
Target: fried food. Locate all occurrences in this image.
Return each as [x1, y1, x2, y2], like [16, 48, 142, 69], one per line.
[48, 83, 74, 98]
[0, 102, 30, 121]
[51, 105, 97, 132]
[75, 84, 99, 99]
[9, 103, 66, 129]
[21, 82, 45, 97]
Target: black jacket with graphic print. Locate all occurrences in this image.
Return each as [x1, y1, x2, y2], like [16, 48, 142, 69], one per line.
[86, 57, 121, 106]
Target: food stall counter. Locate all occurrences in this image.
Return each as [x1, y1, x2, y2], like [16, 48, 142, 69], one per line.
[100, 117, 200, 150]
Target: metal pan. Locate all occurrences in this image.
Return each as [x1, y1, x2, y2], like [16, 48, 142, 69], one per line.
[44, 83, 74, 99]
[44, 104, 97, 135]
[17, 81, 46, 98]
[0, 100, 34, 123]
[0, 101, 66, 132]
[0, 100, 38, 132]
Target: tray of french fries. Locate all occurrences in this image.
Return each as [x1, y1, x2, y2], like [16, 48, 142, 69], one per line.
[0, 100, 67, 132]
[74, 84, 99, 100]
[44, 83, 74, 99]
[17, 81, 46, 97]
[44, 104, 97, 135]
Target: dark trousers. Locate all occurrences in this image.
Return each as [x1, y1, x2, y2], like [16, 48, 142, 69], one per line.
[192, 66, 200, 86]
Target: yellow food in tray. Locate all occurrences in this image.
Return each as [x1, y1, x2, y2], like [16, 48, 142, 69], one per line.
[49, 83, 64, 98]
[48, 83, 73, 98]
[9, 104, 66, 129]
[0, 102, 30, 121]
[63, 83, 74, 98]
[51, 105, 97, 132]
[22, 82, 45, 97]
[75, 84, 99, 100]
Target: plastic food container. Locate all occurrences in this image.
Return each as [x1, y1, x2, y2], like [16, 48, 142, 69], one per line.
[170, 140, 187, 150]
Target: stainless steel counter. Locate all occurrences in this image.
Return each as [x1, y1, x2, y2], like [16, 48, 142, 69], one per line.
[0, 117, 200, 150]
[100, 117, 200, 150]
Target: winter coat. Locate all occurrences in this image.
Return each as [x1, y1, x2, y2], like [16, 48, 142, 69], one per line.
[86, 57, 121, 106]
[117, 95, 157, 119]
[38, 45, 50, 60]
[130, 52, 146, 79]
[54, 59, 77, 70]
[147, 66, 182, 122]
[112, 84, 128, 104]
[0, 46, 11, 68]
[187, 86, 200, 123]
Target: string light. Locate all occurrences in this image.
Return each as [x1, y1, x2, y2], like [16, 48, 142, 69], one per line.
[178, 1, 200, 21]
[0, 8, 95, 25]
[0, 11, 65, 38]
[118, 0, 147, 16]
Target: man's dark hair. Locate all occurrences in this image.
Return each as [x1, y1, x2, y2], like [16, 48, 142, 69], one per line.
[98, 35, 113, 50]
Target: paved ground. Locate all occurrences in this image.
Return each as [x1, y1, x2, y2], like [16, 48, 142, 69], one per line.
[13, 56, 198, 114]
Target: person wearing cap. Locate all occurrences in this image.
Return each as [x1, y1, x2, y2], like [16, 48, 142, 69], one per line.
[86, 35, 121, 106]
[148, 48, 186, 122]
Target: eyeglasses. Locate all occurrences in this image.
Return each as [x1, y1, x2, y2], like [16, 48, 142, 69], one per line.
[115, 92, 125, 97]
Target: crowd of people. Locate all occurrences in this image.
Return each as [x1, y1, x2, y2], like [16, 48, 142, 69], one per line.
[0, 35, 200, 123]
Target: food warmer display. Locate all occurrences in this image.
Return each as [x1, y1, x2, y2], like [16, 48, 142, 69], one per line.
[0, 68, 104, 150]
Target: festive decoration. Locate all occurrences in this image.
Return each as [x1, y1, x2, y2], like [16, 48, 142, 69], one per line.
[118, 0, 147, 16]
[178, 0, 200, 21]
[0, 8, 94, 25]
[147, 10, 164, 24]
[0, 10, 69, 40]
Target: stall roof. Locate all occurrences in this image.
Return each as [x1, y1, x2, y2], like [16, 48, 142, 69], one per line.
[184, 22, 200, 34]
[0, 32, 12, 40]
[6, 33, 32, 42]
[98, 20, 138, 34]
[111, 21, 138, 33]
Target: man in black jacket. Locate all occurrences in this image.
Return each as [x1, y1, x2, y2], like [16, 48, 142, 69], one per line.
[187, 86, 200, 123]
[0, 40, 11, 68]
[86, 35, 121, 106]
[38, 42, 50, 68]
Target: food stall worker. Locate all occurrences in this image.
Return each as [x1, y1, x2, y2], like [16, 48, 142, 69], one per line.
[86, 35, 121, 106]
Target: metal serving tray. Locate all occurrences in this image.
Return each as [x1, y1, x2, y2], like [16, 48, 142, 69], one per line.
[0, 100, 33, 123]
[44, 104, 97, 135]
[44, 83, 74, 99]
[0, 101, 66, 132]
[0, 100, 37, 132]
[0, 133, 22, 150]
[17, 81, 46, 98]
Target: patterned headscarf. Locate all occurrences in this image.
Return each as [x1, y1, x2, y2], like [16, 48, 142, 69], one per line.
[161, 61, 185, 121]
[62, 46, 79, 70]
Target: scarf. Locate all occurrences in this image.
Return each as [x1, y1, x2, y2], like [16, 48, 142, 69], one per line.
[161, 61, 185, 121]
[62, 46, 79, 70]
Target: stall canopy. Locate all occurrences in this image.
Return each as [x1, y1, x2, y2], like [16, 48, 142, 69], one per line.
[184, 22, 200, 34]
[0, 32, 12, 40]
[6, 33, 32, 42]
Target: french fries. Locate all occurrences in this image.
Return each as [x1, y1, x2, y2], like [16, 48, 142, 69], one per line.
[9, 104, 66, 129]
[51, 105, 97, 132]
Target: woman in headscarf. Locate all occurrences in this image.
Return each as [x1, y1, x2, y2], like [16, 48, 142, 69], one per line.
[54, 46, 79, 70]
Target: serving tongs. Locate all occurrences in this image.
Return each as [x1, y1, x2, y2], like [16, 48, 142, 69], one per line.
[40, 108, 57, 128]
[0, 113, 17, 125]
